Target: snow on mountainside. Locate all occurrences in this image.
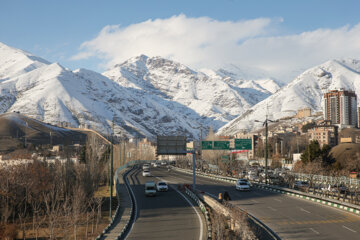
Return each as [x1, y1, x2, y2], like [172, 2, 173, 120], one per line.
[0, 42, 280, 139]
[218, 59, 360, 136]
[0, 43, 203, 139]
[103, 55, 279, 130]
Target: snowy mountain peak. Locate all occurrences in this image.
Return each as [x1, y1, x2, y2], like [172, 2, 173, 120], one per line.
[104, 55, 280, 131]
[0, 42, 51, 81]
[218, 58, 360, 136]
[1, 43, 276, 139]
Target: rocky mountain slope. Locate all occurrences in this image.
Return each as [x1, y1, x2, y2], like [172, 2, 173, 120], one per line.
[0, 42, 281, 139]
[103, 55, 281, 131]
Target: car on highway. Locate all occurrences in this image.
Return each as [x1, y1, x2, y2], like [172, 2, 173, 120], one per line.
[142, 164, 150, 170]
[236, 179, 251, 191]
[142, 169, 151, 177]
[294, 181, 309, 189]
[156, 181, 168, 191]
[145, 181, 156, 197]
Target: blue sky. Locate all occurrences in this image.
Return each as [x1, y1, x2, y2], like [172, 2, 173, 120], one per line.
[1, 0, 360, 82]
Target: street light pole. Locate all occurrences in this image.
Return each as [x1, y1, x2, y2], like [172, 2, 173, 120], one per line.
[109, 118, 114, 219]
[265, 118, 268, 185]
[255, 115, 275, 185]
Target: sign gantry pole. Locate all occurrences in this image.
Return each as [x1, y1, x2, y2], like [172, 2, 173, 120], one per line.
[192, 150, 196, 191]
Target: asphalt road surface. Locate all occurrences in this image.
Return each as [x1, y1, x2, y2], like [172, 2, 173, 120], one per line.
[158, 167, 360, 240]
[125, 167, 206, 240]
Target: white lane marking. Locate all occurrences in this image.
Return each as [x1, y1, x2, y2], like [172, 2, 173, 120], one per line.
[342, 225, 357, 233]
[267, 206, 277, 211]
[156, 177, 204, 240]
[309, 228, 320, 235]
[274, 198, 282, 202]
[300, 208, 311, 214]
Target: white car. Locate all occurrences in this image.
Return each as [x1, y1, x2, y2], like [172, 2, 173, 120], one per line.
[142, 164, 150, 170]
[294, 181, 308, 189]
[145, 181, 156, 197]
[142, 169, 151, 177]
[156, 181, 168, 191]
[236, 179, 251, 191]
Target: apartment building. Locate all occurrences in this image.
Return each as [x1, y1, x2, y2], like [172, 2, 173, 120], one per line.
[296, 107, 312, 118]
[308, 121, 338, 147]
[324, 90, 357, 128]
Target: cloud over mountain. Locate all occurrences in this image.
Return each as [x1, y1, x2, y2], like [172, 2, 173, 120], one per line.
[72, 15, 360, 82]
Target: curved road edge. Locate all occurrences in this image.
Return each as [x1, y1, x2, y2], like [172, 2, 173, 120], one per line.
[117, 166, 138, 240]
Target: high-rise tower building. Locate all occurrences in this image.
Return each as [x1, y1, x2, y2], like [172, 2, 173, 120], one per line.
[324, 90, 357, 128]
[357, 106, 360, 128]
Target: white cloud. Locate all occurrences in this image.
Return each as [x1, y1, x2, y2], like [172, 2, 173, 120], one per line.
[72, 14, 360, 82]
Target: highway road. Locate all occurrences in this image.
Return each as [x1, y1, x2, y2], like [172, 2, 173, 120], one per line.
[152, 166, 360, 240]
[125, 167, 206, 240]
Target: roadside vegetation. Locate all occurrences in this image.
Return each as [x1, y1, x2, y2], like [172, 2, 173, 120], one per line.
[0, 134, 113, 239]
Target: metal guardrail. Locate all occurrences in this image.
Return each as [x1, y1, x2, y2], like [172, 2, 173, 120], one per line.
[116, 165, 137, 240]
[292, 172, 360, 186]
[176, 168, 280, 240]
[174, 167, 360, 217]
[255, 183, 360, 216]
[184, 188, 212, 239]
[96, 160, 141, 240]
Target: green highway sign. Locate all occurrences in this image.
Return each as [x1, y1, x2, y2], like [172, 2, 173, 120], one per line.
[213, 141, 230, 150]
[202, 141, 213, 150]
[235, 138, 252, 150]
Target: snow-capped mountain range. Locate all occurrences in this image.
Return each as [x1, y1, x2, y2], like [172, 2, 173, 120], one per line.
[1, 41, 359, 140]
[0, 42, 281, 139]
[218, 59, 360, 136]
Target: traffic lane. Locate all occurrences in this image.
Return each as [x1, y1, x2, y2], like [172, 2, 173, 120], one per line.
[163, 168, 360, 240]
[126, 167, 202, 240]
[168, 169, 360, 240]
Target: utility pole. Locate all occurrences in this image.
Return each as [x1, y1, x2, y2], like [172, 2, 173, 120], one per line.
[255, 115, 275, 185]
[265, 117, 268, 185]
[192, 150, 196, 191]
[24, 121, 28, 148]
[109, 118, 114, 219]
[122, 140, 126, 165]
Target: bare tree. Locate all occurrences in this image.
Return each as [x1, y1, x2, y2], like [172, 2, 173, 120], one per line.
[43, 187, 61, 240]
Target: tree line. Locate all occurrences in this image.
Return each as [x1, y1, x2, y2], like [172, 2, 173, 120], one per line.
[0, 133, 110, 239]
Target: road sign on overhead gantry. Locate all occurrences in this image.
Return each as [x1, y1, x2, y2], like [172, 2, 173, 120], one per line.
[234, 138, 252, 150]
[213, 141, 230, 150]
[201, 141, 213, 150]
[156, 135, 187, 155]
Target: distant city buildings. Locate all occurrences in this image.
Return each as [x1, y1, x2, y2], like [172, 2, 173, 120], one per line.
[358, 107, 360, 128]
[296, 107, 312, 118]
[324, 89, 357, 128]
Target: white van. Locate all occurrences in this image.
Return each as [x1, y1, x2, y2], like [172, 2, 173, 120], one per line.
[145, 181, 156, 197]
